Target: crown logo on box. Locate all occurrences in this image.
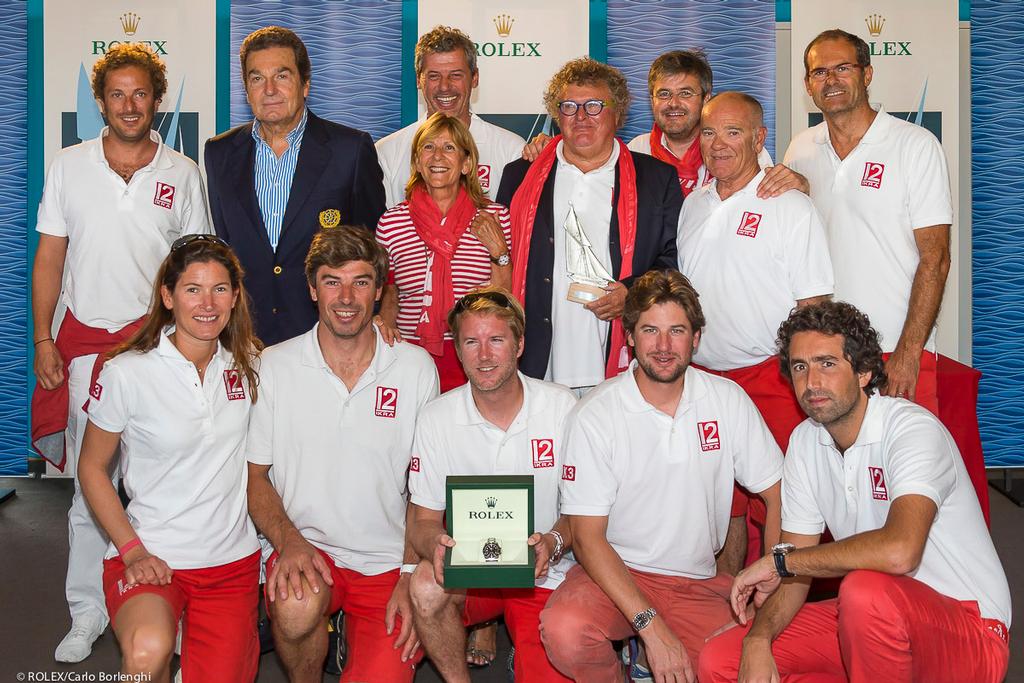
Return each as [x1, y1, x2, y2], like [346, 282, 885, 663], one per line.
[493, 14, 514, 37]
[485, 496, 497, 508]
[865, 13, 885, 37]
[121, 12, 141, 36]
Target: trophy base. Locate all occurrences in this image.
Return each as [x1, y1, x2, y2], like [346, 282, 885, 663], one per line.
[567, 281, 607, 304]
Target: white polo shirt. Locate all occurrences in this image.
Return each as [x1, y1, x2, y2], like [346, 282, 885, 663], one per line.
[87, 332, 258, 569]
[627, 133, 773, 192]
[783, 108, 952, 352]
[547, 140, 616, 389]
[678, 170, 833, 370]
[36, 128, 212, 331]
[560, 364, 783, 578]
[247, 324, 440, 575]
[783, 396, 1011, 626]
[376, 113, 526, 207]
[409, 374, 577, 590]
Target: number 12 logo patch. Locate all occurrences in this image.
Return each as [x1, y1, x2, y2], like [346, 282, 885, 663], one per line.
[868, 466, 889, 500]
[375, 386, 398, 418]
[153, 182, 175, 209]
[737, 212, 762, 238]
[223, 370, 246, 400]
[698, 421, 721, 451]
[861, 162, 884, 189]
[531, 439, 554, 468]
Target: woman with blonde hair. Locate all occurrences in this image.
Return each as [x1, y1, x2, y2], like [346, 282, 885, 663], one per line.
[377, 111, 513, 392]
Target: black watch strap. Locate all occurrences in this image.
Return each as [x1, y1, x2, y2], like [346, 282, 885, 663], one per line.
[773, 548, 795, 578]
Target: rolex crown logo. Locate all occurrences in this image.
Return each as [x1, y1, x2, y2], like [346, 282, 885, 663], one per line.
[865, 13, 885, 37]
[493, 14, 514, 37]
[120, 12, 141, 36]
[318, 208, 341, 229]
[485, 496, 498, 508]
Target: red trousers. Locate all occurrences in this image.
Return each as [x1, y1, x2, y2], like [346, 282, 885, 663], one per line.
[268, 549, 421, 683]
[541, 565, 735, 683]
[698, 570, 1009, 683]
[463, 587, 570, 682]
[103, 551, 260, 683]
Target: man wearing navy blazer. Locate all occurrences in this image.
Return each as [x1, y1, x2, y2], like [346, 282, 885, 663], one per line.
[205, 26, 386, 346]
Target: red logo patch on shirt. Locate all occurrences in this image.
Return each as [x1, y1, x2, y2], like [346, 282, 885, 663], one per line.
[89, 382, 103, 401]
[561, 465, 576, 481]
[375, 386, 398, 418]
[153, 182, 175, 209]
[477, 164, 491, 190]
[869, 466, 889, 500]
[531, 439, 555, 468]
[698, 421, 721, 451]
[223, 369, 246, 400]
[861, 162, 885, 189]
[410, 457, 420, 473]
[737, 212, 762, 238]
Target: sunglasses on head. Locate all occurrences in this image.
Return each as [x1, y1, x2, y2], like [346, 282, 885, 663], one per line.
[452, 290, 515, 315]
[171, 234, 229, 252]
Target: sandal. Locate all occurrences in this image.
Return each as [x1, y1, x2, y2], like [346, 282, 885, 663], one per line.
[466, 620, 498, 668]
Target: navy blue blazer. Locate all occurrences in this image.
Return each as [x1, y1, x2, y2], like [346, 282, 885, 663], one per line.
[496, 151, 682, 379]
[204, 111, 386, 346]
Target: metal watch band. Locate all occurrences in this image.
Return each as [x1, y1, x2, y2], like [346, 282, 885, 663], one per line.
[632, 607, 657, 631]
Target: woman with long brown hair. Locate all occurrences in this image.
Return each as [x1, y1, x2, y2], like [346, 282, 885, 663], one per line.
[78, 235, 262, 683]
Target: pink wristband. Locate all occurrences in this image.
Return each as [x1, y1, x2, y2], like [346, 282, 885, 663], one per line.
[118, 537, 142, 556]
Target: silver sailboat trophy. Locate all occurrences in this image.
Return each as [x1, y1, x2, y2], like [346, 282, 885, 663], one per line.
[564, 203, 613, 304]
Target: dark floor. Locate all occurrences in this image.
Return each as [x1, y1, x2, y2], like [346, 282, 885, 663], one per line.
[1, 475, 1021, 682]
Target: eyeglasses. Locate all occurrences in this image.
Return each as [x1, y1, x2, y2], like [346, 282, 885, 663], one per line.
[807, 63, 862, 82]
[452, 290, 516, 315]
[171, 234, 229, 252]
[653, 88, 701, 102]
[557, 99, 612, 117]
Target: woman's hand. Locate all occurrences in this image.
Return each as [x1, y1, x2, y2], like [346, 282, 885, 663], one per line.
[469, 210, 508, 261]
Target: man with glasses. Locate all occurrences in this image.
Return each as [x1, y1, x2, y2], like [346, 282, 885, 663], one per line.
[496, 58, 680, 395]
[407, 286, 577, 682]
[31, 43, 211, 663]
[376, 25, 525, 207]
[628, 50, 788, 198]
[782, 29, 952, 413]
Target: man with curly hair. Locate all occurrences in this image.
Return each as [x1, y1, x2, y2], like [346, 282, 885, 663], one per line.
[700, 301, 1011, 683]
[497, 58, 680, 395]
[32, 43, 211, 663]
[376, 25, 525, 207]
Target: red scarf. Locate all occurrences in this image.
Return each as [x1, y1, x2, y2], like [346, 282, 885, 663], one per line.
[509, 136, 637, 379]
[407, 185, 478, 355]
[649, 124, 704, 196]
[31, 311, 144, 470]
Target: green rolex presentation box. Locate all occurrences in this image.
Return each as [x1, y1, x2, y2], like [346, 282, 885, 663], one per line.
[444, 475, 535, 589]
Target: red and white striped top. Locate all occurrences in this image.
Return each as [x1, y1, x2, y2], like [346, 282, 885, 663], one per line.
[376, 201, 512, 340]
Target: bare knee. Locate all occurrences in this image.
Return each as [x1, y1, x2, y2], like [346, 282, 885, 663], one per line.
[409, 562, 460, 620]
[120, 622, 175, 675]
[268, 587, 329, 642]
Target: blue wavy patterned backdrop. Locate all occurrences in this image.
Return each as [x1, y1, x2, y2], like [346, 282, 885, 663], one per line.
[971, 1, 1024, 468]
[230, 0, 403, 140]
[608, 0, 776, 158]
[0, 8, 27, 476]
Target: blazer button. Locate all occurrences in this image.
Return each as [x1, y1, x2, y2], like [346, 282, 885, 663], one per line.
[273, 266, 282, 275]
[548, 236, 554, 244]
[272, 307, 278, 314]
[543, 277, 551, 284]
[543, 317, 550, 324]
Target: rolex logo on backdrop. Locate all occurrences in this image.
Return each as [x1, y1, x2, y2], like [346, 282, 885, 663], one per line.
[474, 13, 541, 58]
[863, 12, 911, 56]
[92, 13, 168, 55]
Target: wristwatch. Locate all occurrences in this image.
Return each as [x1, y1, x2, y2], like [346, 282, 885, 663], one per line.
[772, 542, 796, 578]
[490, 252, 511, 266]
[632, 607, 657, 631]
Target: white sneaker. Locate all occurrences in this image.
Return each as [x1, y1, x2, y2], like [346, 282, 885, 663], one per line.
[54, 613, 105, 663]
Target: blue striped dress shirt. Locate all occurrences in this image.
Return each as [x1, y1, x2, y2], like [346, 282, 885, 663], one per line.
[252, 108, 308, 251]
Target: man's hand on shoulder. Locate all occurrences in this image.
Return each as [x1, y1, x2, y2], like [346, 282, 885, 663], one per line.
[756, 164, 809, 198]
[522, 133, 553, 162]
